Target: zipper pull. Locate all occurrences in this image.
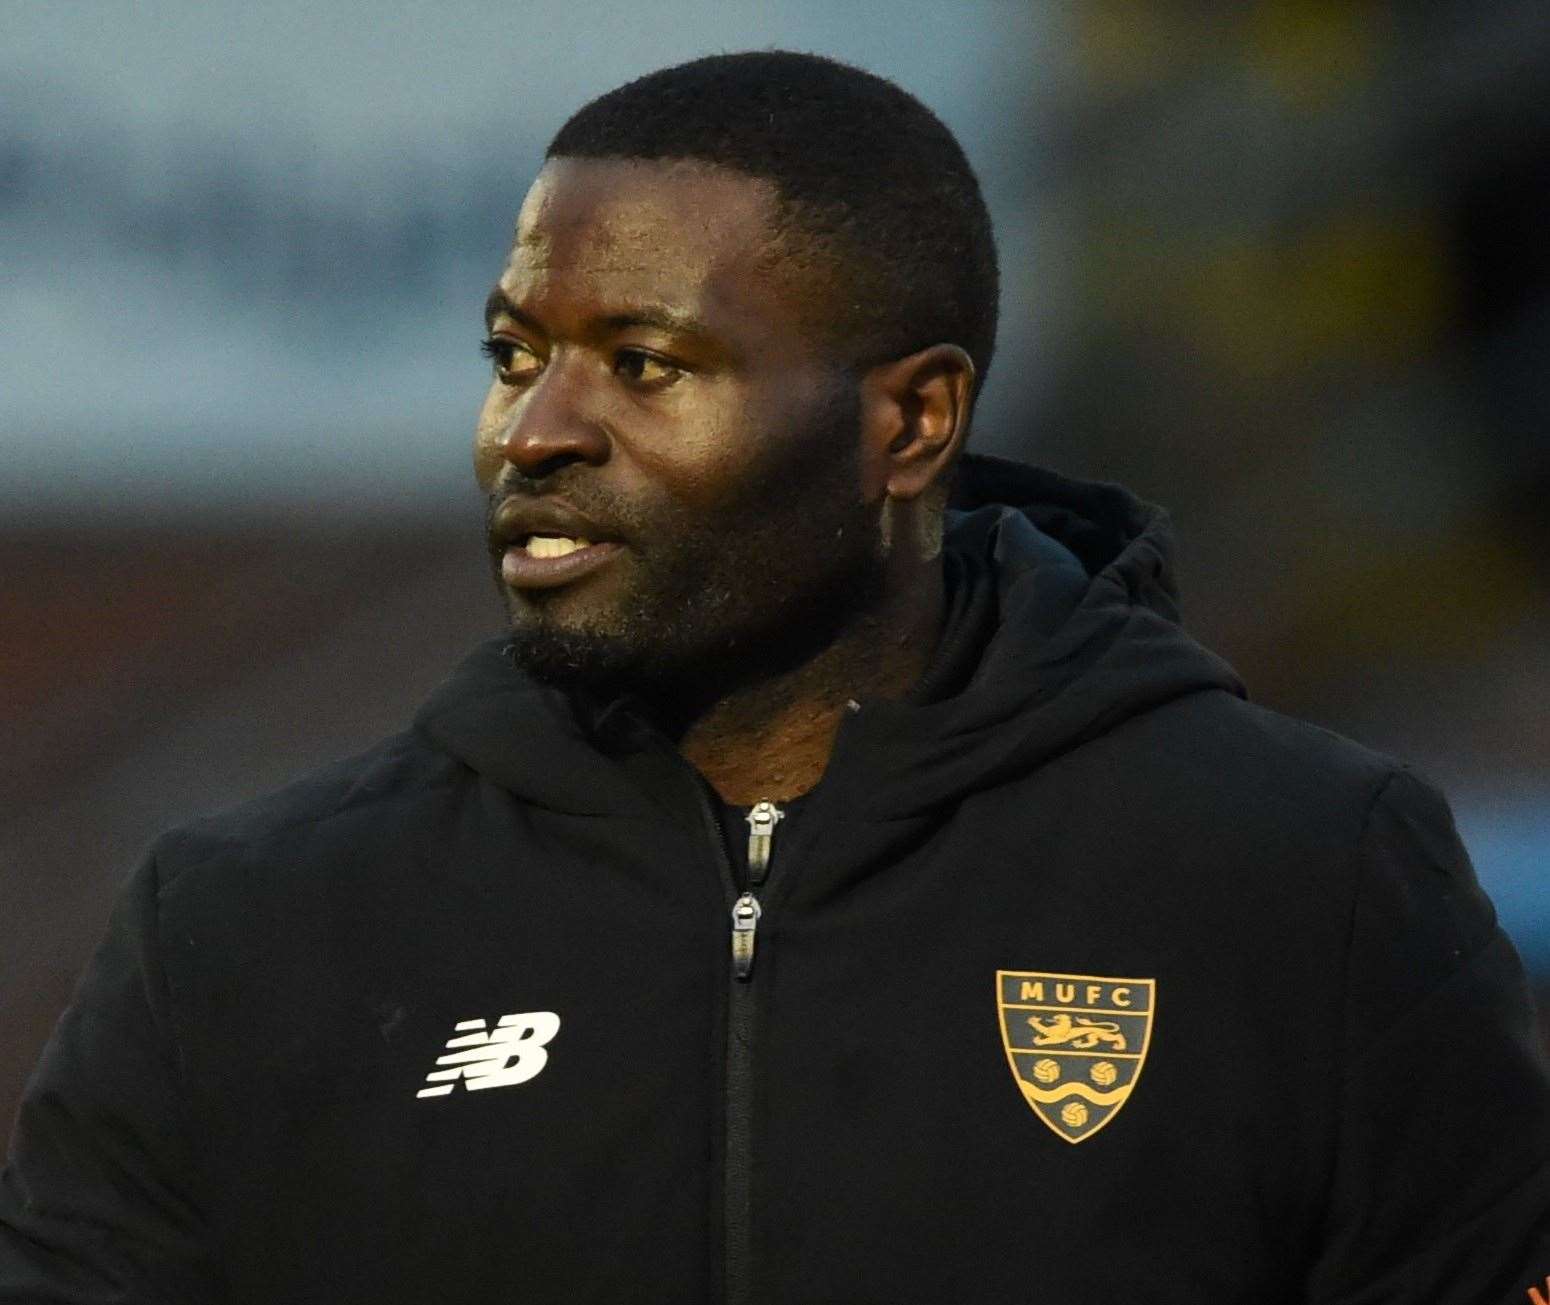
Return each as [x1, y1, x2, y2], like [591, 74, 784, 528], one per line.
[745, 800, 784, 887]
[731, 892, 761, 981]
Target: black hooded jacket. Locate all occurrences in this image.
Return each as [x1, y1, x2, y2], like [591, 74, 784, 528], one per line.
[4, 455, 1548, 1303]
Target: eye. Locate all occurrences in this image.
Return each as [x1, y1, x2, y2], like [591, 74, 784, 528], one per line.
[613, 349, 683, 388]
[480, 336, 543, 386]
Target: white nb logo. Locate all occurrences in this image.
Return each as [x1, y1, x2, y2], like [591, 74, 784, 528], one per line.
[415, 1011, 561, 1099]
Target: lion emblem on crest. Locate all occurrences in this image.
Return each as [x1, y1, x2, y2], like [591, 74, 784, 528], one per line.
[1027, 1012, 1128, 1051]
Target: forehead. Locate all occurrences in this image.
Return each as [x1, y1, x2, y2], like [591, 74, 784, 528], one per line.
[497, 157, 794, 331]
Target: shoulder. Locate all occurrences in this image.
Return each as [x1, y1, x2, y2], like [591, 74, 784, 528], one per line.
[1133, 687, 1479, 879]
[1109, 690, 1499, 1011]
[1140, 691, 1480, 909]
[1079, 687, 1407, 846]
[145, 728, 472, 897]
[1077, 690, 1492, 947]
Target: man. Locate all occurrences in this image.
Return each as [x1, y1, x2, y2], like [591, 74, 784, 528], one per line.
[3, 51, 1548, 1305]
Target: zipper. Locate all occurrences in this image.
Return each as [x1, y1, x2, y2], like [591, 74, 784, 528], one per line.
[730, 893, 761, 981]
[699, 791, 784, 1305]
[730, 802, 782, 980]
[745, 800, 783, 889]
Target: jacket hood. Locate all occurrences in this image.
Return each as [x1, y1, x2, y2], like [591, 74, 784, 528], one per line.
[829, 453, 1246, 817]
[414, 453, 1246, 820]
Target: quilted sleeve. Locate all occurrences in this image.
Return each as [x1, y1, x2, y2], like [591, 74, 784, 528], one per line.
[0, 851, 220, 1302]
[1306, 768, 1550, 1304]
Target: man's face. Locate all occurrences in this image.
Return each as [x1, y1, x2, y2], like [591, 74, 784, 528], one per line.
[474, 157, 886, 697]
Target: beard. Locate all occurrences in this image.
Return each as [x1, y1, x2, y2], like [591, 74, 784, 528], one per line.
[488, 385, 888, 704]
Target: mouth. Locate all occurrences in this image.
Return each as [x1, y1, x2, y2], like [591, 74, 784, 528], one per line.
[488, 494, 628, 591]
[497, 530, 625, 591]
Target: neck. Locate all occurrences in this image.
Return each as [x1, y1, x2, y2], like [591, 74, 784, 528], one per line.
[675, 564, 944, 805]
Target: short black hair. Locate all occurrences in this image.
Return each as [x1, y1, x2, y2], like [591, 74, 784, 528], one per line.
[547, 50, 999, 392]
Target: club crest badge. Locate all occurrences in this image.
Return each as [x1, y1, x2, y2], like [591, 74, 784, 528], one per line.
[996, 970, 1155, 1144]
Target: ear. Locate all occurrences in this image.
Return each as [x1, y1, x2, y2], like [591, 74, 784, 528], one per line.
[857, 344, 976, 502]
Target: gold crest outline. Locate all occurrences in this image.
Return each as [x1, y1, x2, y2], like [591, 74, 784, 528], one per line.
[995, 969, 1156, 1145]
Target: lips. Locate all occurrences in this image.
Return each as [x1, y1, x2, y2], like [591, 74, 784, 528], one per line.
[490, 496, 625, 591]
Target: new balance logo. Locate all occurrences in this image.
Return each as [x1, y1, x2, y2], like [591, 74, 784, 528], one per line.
[415, 1011, 561, 1098]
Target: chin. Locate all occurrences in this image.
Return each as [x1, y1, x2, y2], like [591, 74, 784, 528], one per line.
[504, 624, 659, 694]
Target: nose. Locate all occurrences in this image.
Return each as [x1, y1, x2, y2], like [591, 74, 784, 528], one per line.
[496, 356, 611, 478]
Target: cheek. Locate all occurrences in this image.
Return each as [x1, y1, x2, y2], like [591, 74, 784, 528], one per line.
[472, 386, 510, 488]
[620, 395, 752, 508]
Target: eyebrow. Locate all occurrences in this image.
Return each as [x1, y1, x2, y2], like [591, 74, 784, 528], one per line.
[483, 287, 527, 331]
[483, 287, 715, 341]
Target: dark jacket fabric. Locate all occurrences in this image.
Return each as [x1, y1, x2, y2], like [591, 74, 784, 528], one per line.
[4, 453, 1548, 1304]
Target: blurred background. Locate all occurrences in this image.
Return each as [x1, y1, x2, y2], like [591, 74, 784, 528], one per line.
[3, 0, 1547, 1136]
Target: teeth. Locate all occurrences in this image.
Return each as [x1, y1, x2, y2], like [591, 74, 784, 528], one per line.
[524, 535, 590, 559]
